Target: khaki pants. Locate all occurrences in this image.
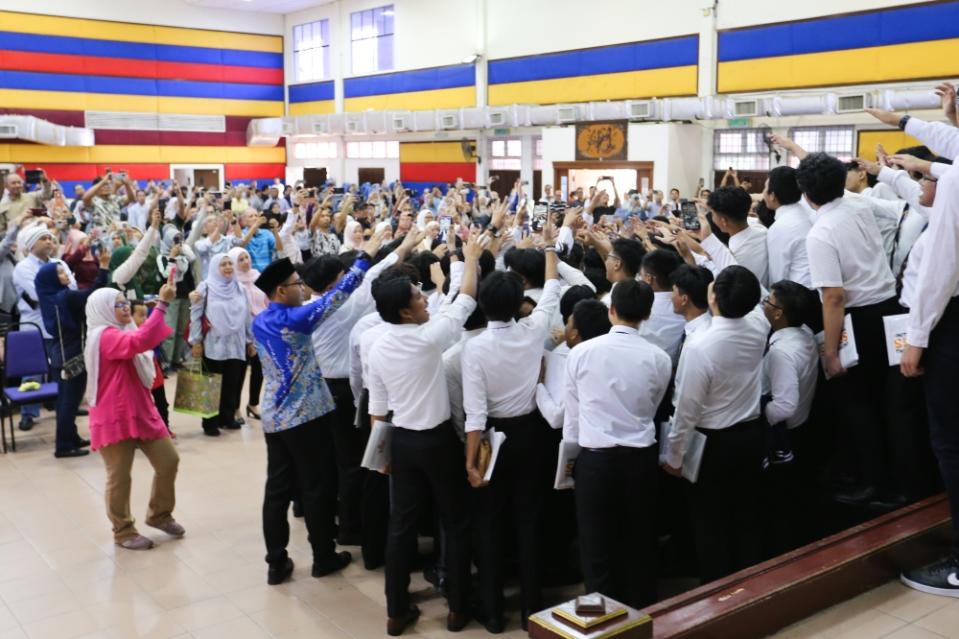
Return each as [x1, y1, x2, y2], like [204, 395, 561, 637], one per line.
[99, 437, 179, 542]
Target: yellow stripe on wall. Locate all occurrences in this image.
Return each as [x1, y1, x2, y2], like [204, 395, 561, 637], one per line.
[0, 90, 283, 117]
[857, 130, 923, 162]
[344, 86, 476, 112]
[289, 100, 337, 116]
[718, 38, 959, 93]
[0, 11, 282, 52]
[0, 145, 285, 164]
[399, 142, 467, 163]
[488, 65, 697, 106]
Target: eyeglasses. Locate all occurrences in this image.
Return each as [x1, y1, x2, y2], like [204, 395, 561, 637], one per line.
[114, 301, 131, 309]
[761, 296, 781, 310]
[280, 279, 305, 289]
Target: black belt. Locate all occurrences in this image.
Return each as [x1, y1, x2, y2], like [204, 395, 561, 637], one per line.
[696, 417, 761, 437]
[584, 445, 656, 454]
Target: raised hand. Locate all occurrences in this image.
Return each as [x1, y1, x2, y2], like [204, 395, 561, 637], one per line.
[864, 107, 901, 127]
[935, 82, 958, 126]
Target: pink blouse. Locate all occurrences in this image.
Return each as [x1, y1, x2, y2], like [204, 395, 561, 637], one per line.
[88, 306, 173, 451]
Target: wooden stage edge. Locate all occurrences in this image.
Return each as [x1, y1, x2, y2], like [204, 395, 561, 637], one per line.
[643, 494, 952, 639]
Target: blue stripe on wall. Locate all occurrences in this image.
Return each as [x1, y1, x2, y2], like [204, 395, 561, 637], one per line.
[344, 64, 475, 98]
[0, 30, 283, 68]
[288, 81, 335, 103]
[719, 0, 959, 62]
[0, 70, 284, 100]
[488, 35, 699, 85]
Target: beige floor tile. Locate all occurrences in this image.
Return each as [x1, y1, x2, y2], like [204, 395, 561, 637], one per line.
[881, 626, 953, 639]
[914, 600, 959, 639]
[164, 597, 245, 632]
[20, 610, 103, 639]
[190, 617, 272, 639]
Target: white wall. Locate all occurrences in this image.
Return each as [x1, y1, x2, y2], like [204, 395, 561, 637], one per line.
[627, 123, 703, 197]
[0, 0, 284, 34]
[539, 126, 575, 190]
[716, 0, 929, 29]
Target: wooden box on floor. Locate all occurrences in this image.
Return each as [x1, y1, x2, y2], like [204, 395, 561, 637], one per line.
[528, 595, 652, 639]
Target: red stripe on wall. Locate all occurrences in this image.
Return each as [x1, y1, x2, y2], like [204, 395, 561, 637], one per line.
[92, 130, 252, 146]
[400, 162, 475, 183]
[0, 50, 283, 85]
[0, 108, 86, 127]
[224, 164, 286, 180]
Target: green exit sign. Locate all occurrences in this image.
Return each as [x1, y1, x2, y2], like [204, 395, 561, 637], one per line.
[493, 128, 511, 136]
[727, 117, 751, 128]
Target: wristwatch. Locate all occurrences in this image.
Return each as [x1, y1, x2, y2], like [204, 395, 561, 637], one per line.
[898, 115, 912, 131]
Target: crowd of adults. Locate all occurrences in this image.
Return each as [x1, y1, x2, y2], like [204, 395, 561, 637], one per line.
[1, 80, 957, 634]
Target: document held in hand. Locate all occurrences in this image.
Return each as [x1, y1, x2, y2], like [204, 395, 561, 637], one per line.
[361, 420, 392, 473]
[482, 429, 506, 482]
[658, 421, 707, 484]
[815, 313, 859, 379]
[553, 439, 581, 490]
[883, 313, 909, 367]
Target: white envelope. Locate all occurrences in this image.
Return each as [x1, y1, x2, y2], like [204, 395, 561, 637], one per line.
[361, 420, 392, 472]
[883, 313, 909, 367]
[815, 313, 859, 379]
[553, 439, 581, 490]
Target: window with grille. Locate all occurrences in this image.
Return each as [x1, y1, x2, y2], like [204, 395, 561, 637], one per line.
[345, 140, 399, 159]
[713, 129, 773, 171]
[490, 138, 522, 170]
[294, 141, 338, 160]
[351, 5, 394, 75]
[293, 20, 331, 82]
[786, 126, 855, 166]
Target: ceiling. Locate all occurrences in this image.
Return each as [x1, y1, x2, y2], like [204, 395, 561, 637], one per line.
[183, 0, 333, 13]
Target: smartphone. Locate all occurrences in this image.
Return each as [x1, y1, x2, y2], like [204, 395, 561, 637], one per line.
[29, 207, 46, 217]
[24, 170, 44, 185]
[168, 265, 177, 287]
[681, 201, 700, 231]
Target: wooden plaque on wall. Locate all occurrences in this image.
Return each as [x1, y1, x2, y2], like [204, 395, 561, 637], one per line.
[575, 121, 628, 161]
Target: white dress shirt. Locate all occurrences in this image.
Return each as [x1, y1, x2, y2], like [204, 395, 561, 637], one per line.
[125, 196, 155, 231]
[665, 306, 769, 468]
[766, 203, 812, 287]
[443, 328, 486, 438]
[368, 293, 476, 430]
[805, 196, 896, 308]
[638, 291, 687, 362]
[728, 224, 768, 287]
[348, 311, 382, 401]
[356, 316, 388, 391]
[862, 182, 900, 201]
[312, 253, 397, 379]
[536, 342, 569, 429]
[763, 326, 818, 429]
[849, 190, 906, 260]
[684, 312, 712, 340]
[462, 279, 561, 432]
[564, 325, 671, 449]
[905, 116, 959, 162]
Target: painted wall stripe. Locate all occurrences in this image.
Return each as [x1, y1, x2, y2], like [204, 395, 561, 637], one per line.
[344, 64, 474, 98]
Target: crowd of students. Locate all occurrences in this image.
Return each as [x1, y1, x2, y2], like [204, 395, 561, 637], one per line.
[0, 80, 957, 634]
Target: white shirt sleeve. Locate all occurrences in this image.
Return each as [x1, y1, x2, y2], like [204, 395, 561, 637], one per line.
[905, 117, 959, 162]
[562, 350, 580, 445]
[764, 348, 800, 426]
[665, 344, 709, 469]
[422, 293, 476, 350]
[112, 226, 159, 288]
[527, 279, 562, 334]
[557, 261, 595, 291]
[536, 382, 564, 430]
[556, 226, 574, 253]
[806, 234, 843, 289]
[367, 354, 390, 417]
[700, 234, 739, 275]
[461, 343, 488, 433]
[878, 166, 922, 210]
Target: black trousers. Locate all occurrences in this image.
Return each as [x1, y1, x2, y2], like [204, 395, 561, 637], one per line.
[763, 422, 817, 555]
[152, 385, 170, 429]
[262, 416, 338, 567]
[575, 446, 658, 608]
[923, 297, 959, 560]
[355, 389, 389, 570]
[325, 377, 364, 542]
[247, 354, 263, 408]
[202, 357, 245, 430]
[474, 412, 553, 622]
[386, 421, 471, 618]
[687, 419, 764, 583]
[829, 298, 902, 488]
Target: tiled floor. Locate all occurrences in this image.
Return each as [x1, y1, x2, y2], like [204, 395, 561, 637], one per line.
[0, 379, 955, 639]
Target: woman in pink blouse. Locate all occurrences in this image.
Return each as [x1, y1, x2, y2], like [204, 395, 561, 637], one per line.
[228, 247, 269, 420]
[84, 282, 185, 550]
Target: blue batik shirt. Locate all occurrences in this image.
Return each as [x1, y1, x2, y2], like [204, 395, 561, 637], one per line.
[253, 258, 370, 433]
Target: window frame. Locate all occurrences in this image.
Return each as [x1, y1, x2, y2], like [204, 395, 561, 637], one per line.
[350, 4, 395, 75]
[293, 19, 331, 83]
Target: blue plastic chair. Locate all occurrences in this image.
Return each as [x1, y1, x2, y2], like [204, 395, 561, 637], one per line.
[1, 322, 58, 453]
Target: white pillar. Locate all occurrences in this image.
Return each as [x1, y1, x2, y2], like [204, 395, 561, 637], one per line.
[520, 134, 534, 192]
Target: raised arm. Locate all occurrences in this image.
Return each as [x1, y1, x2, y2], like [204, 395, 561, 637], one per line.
[113, 213, 160, 288]
[101, 286, 175, 359]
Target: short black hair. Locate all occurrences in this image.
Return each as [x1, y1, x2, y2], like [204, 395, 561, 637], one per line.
[379, 261, 421, 285]
[560, 285, 595, 324]
[299, 255, 344, 292]
[611, 238, 645, 277]
[670, 188, 680, 194]
[766, 166, 801, 205]
[504, 248, 546, 288]
[478, 270, 525, 322]
[713, 265, 760, 319]
[670, 264, 713, 310]
[796, 152, 846, 206]
[641, 249, 682, 290]
[407, 251, 440, 291]
[611, 279, 654, 323]
[755, 200, 775, 228]
[572, 299, 612, 341]
[707, 187, 752, 222]
[372, 276, 414, 324]
[770, 280, 814, 328]
[584, 267, 611, 295]
[463, 305, 487, 331]
[844, 160, 877, 187]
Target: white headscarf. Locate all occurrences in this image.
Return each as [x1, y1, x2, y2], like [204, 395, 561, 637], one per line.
[200, 253, 247, 333]
[340, 220, 361, 254]
[84, 288, 155, 407]
[19, 224, 53, 253]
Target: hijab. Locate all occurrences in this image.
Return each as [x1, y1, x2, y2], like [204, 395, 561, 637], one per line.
[200, 254, 247, 333]
[341, 220, 361, 254]
[83, 288, 155, 406]
[35, 262, 74, 337]
[227, 247, 268, 316]
[63, 230, 94, 262]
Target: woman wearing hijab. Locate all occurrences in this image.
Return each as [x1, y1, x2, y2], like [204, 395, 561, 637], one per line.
[35, 251, 111, 457]
[228, 247, 268, 421]
[157, 225, 196, 370]
[61, 229, 99, 290]
[111, 210, 162, 301]
[188, 253, 253, 437]
[339, 220, 364, 255]
[84, 282, 183, 551]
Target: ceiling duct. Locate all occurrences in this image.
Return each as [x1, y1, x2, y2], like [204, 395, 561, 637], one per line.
[0, 115, 94, 146]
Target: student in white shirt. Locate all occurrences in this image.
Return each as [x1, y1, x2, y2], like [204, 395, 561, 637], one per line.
[367, 235, 483, 636]
[763, 167, 812, 288]
[707, 187, 769, 287]
[663, 265, 769, 582]
[565, 280, 671, 608]
[798, 152, 900, 507]
[443, 307, 487, 439]
[638, 249, 686, 361]
[597, 238, 645, 305]
[845, 160, 899, 201]
[463, 247, 561, 633]
[670, 264, 714, 344]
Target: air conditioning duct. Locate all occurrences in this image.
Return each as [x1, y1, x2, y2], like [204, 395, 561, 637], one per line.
[767, 94, 836, 117]
[327, 114, 346, 135]
[0, 115, 95, 146]
[437, 110, 461, 130]
[528, 105, 558, 126]
[311, 117, 330, 136]
[879, 89, 940, 111]
[556, 104, 583, 123]
[364, 111, 388, 134]
[345, 114, 366, 134]
[0, 123, 18, 138]
[391, 112, 411, 132]
[413, 111, 435, 131]
[835, 93, 870, 113]
[663, 98, 702, 121]
[461, 108, 486, 130]
[486, 107, 510, 128]
[246, 117, 284, 146]
[626, 100, 655, 120]
[730, 99, 759, 117]
[588, 101, 627, 121]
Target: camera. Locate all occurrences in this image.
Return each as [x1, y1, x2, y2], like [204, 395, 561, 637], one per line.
[681, 201, 700, 231]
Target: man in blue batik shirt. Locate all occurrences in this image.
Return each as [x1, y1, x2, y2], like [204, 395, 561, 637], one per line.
[252, 231, 382, 587]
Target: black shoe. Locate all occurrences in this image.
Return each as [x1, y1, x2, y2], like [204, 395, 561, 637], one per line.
[54, 448, 89, 459]
[18, 416, 35, 431]
[387, 606, 420, 636]
[473, 608, 504, 634]
[246, 405, 261, 420]
[76, 408, 89, 417]
[267, 558, 294, 585]
[312, 551, 352, 578]
[75, 438, 90, 448]
[202, 427, 221, 437]
[901, 557, 959, 598]
[832, 485, 876, 506]
[447, 611, 470, 632]
[224, 420, 242, 430]
[423, 565, 447, 597]
[868, 493, 908, 512]
[337, 532, 362, 546]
